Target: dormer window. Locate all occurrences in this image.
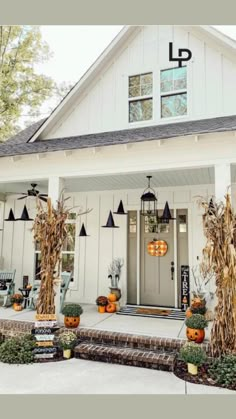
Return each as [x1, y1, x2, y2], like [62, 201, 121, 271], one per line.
[160, 67, 187, 118]
[128, 73, 153, 122]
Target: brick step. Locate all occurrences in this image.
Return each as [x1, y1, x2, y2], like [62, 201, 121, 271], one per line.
[77, 328, 209, 353]
[0, 319, 34, 339]
[74, 342, 176, 372]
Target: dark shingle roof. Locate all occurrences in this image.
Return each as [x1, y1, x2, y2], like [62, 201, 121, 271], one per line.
[3, 118, 47, 146]
[1, 114, 236, 158]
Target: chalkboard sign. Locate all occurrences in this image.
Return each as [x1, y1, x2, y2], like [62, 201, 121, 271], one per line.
[181, 265, 190, 311]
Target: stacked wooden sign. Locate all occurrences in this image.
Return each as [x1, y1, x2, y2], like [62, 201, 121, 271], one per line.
[32, 314, 60, 361]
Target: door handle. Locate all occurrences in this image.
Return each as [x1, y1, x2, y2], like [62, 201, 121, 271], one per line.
[171, 261, 174, 281]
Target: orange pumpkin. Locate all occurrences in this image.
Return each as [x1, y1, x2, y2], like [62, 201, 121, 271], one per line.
[64, 316, 80, 328]
[185, 308, 193, 318]
[147, 240, 168, 257]
[107, 293, 117, 303]
[98, 306, 106, 313]
[13, 303, 22, 311]
[186, 327, 205, 343]
[106, 303, 116, 313]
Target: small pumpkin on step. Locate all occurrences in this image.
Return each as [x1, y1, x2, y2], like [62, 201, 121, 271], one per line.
[106, 303, 116, 313]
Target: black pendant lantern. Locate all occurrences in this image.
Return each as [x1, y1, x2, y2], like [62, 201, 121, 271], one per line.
[4, 208, 16, 221]
[17, 205, 33, 221]
[113, 200, 127, 215]
[79, 223, 89, 237]
[102, 211, 119, 228]
[140, 176, 157, 217]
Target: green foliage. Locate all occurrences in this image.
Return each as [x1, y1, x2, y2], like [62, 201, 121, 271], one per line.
[185, 314, 208, 329]
[58, 330, 77, 350]
[190, 305, 207, 315]
[96, 296, 108, 306]
[179, 342, 207, 366]
[0, 26, 71, 142]
[209, 355, 236, 387]
[62, 303, 83, 317]
[0, 334, 35, 364]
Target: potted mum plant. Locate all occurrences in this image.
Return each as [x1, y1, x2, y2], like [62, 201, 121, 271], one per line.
[179, 342, 207, 375]
[185, 314, 208, 343]
[10, 293, 24, 311]
[58, 330, 77, 359]
[96, 296, 108, 313]
[61, 304, 83, 328]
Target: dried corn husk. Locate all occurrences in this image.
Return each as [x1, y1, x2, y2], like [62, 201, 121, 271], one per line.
[199, 194, 236, 356]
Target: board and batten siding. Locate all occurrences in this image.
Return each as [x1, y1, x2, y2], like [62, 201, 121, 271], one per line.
[0, 185, 215, 306]
[41, 25, 236, 140]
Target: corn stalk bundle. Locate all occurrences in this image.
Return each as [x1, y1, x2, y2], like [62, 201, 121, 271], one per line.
[32, 197, 70, 314]
[200, 194, 236, 356]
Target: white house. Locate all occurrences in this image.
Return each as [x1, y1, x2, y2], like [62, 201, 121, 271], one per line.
[1, 25, 236, 311]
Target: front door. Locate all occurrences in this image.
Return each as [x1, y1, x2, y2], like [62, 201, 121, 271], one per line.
[140, 212, 175, 307]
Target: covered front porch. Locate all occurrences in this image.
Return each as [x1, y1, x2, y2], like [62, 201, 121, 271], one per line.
[0, 163, 218, 310]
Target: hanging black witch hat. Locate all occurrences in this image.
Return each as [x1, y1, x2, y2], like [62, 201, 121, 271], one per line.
[160, 201, 175, 224]
[102, 211, 119, 228]
[4, 208, 16, 221]
[113, 200, 127, 215]
[79, 223, 89, 237]
[17, 205, 33, 221]
[208, 198, 215, 215]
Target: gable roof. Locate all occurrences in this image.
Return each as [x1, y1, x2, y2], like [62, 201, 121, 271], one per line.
[1, 114, 236, 158]
[27, 25, 236, 144]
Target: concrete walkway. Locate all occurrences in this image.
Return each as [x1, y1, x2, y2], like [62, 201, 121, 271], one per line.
[0, 304, 211, 340]
[0, 358, 234, 394]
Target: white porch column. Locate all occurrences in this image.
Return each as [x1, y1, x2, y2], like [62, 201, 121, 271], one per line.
[214, 164, 231, 201]
[48, 176, 65, 207]
[48, 177, 65, 319]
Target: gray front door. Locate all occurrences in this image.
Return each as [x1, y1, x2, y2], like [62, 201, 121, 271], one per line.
[140, 212, 175, 307]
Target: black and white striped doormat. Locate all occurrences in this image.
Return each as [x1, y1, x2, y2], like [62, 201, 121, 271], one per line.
[116, 305, 186, 321]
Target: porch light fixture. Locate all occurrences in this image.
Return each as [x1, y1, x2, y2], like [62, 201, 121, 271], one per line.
[102, 211, 119, 228]
[140, 176, 157, 217]
[17, 205, 33, 221]
[79, 223, 89, 237]
[113, 200, 127, 215]
[4, 208, 16, 222]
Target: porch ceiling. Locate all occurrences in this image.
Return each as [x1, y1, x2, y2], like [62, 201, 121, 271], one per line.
[0, 167, 214, 195]
[64, 167, 214, 192]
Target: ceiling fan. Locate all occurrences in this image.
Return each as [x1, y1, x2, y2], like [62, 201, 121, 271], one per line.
[15, 183, 48, 202]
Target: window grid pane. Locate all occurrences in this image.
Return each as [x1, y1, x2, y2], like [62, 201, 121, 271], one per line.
[160, 67, 187, 94]
[161, 93, 187, 118]
[129, 99, 153, 122]
[129, 73, 153, 99]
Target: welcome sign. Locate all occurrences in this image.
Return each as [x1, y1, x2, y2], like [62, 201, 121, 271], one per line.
[181, 265, 190, 311]
[32, 314, 59, 361]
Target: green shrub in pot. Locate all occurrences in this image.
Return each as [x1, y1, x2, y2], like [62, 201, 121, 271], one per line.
[58, 330, 77, 359]
[179, 342, 207, 375]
